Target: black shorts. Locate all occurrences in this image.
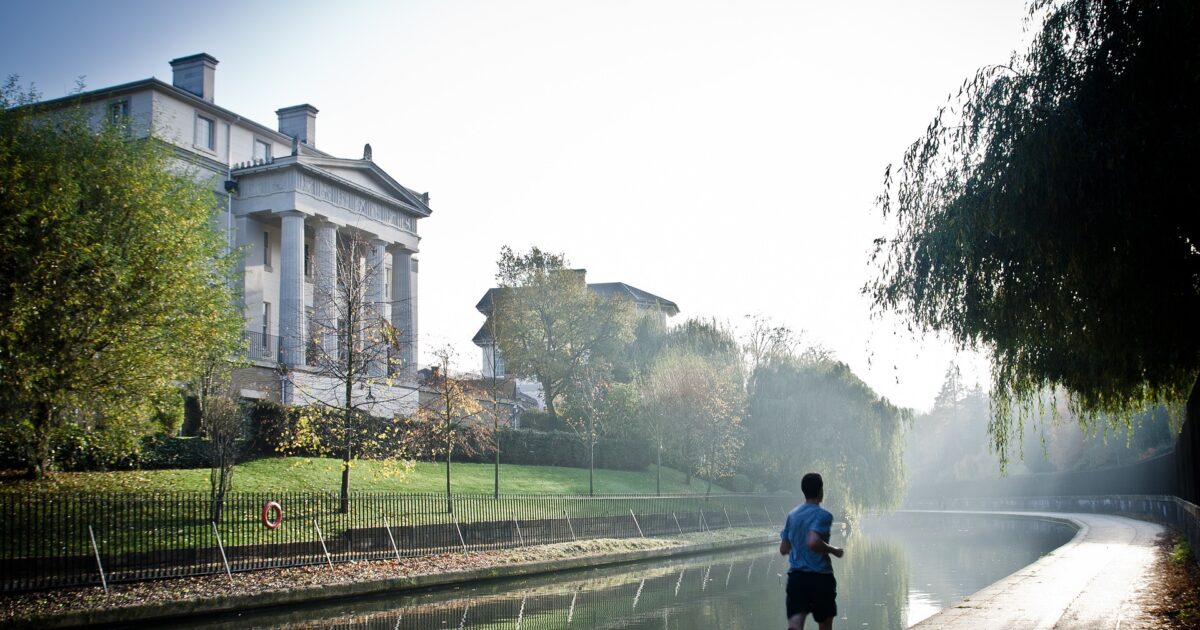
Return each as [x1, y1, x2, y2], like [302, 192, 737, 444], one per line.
[786, 570, 837, 623]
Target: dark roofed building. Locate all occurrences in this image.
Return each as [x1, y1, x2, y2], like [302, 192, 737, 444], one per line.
[472, 272, 679, 382]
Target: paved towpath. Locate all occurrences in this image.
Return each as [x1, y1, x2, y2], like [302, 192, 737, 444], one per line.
[913, 510, 1164, 630]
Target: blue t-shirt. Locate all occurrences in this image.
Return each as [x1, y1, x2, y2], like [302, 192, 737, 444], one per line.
[780, 503, 834, 574]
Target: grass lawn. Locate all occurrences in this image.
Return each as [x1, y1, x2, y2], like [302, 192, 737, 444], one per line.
[0, 457, 729, 495]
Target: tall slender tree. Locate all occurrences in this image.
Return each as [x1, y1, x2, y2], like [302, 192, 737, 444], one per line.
[287, 230, 416, 512]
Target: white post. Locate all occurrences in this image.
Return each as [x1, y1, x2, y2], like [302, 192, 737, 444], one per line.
[314, 519, 333, 568]
[564, 510, 576, 542]
[630, 509, 644, 538]
[723, 506, 733, 529]
[453, 517, 467, 552]
[672, 512, 683, 536]
[384, 516, 401, 562]
[88, 525, 108, 594]
[212, 522, 233, 582]
[746, 506, 754, 526]
[513, 518, 524, 546]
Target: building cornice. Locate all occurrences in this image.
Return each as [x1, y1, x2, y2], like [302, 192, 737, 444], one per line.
[234, 157, 427, 222]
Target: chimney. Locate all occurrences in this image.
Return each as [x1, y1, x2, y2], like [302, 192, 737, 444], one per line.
[277, 104, 318, 148]
[169, 53, 218, 102]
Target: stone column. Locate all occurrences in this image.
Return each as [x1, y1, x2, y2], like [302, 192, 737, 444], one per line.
[391, 248, 415, 377]
[366, 238, 388, 378]
[278, 211, 307, 367]
[312, 220, 338, 362]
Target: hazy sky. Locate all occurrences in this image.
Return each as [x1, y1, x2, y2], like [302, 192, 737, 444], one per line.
[2, 0, 1033, 412]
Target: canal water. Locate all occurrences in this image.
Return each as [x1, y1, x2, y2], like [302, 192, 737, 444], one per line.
[176, 512, 1075, 629]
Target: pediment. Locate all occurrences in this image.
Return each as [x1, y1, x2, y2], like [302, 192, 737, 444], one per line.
[301, 156, 432, 217]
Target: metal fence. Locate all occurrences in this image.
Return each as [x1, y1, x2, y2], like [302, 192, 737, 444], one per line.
[242, 330, 280, 363]
[904, 494, 1200, 558]
[0, 492, 797, 592]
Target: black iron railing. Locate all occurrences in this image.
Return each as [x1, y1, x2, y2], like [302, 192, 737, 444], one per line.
[243, 330, 280, 363]
[0, 491, 793, 592]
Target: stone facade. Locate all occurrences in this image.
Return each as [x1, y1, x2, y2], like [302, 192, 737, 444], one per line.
[41, 53, 429, 414]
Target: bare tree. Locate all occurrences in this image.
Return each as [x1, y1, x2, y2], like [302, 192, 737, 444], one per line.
[560, 362, 639, 496]
[185, 353, 244, 522]
[202, 395, 243, 523]
[417, 346, 487, 513]
[288, 230, 417, 513]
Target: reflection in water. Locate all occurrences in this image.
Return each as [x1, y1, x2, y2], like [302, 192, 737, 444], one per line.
[172, 513, 1074, 629]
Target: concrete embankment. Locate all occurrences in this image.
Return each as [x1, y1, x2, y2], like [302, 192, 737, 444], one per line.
[8, 529, 775, 628]
[912, 510, 1164, 630]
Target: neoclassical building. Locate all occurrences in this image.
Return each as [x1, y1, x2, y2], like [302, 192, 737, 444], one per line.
[42, 53, 429, 414]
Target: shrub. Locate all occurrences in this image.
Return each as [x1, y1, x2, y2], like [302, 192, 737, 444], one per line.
[245, 400, 292, 456]
[517, 410, 565, 431]
[443, 428, 651, 471]
[138, 435, 212, 470]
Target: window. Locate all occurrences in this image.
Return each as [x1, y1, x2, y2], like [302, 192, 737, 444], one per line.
[253, 139, 271, 163]
[107, 100, 129, 126]
[304, 243, 312, 278]
[261, 302, 271, 346]
[195, 114, 215, 150]
[263, 232, 271, 270]
[385, 267, 393, 299]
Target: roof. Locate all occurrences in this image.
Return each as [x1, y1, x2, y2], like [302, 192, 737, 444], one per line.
[474, 282, 679, 317]
[587, 282, 680, 316]
[472, 323, 494, 345]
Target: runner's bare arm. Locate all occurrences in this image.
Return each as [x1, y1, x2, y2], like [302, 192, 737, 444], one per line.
[806, 530, 844, 558]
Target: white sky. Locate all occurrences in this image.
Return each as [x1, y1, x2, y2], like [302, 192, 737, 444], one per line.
[2, 0, 1033, 412]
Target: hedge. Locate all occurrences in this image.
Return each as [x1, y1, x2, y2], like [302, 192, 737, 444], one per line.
[448, 428, 652, 471]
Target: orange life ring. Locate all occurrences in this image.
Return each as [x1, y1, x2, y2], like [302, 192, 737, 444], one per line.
[261, 501, 283, 529]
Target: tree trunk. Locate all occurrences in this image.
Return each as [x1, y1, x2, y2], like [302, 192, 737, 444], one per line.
[339, 459, 350, 514]
[542, 377, 557, 417]
[30, 401, 54, 480]
[340, 373, 353, 514]
[683, 435, 692, 485]
[1177, 374, 1200, 503]
[446, 445, 454, 514]
[656, 439, 662, 497]
[339, 407, 351, 514]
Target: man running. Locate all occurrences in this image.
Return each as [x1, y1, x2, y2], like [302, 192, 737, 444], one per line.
[779, 472, 844, 630]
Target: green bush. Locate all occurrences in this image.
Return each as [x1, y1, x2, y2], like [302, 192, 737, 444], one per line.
[448, 428, 651, 471]
[720, 473, 755, 493]
[138, 435, 213, 470]
[517, 410, 566, 431]
[245, 399, 292, 455]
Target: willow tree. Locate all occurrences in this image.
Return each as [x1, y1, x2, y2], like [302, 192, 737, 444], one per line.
[0, 81, 243, 478]
[747, 357, 907, 519]
[867, 0, 1200, 487]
